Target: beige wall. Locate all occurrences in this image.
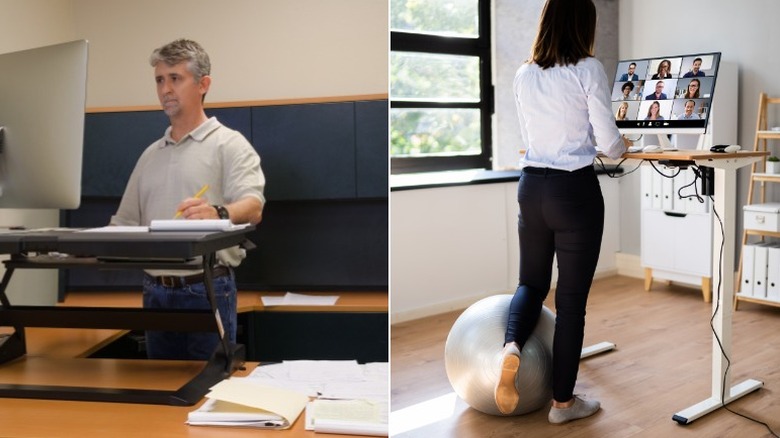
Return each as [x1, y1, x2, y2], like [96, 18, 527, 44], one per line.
[2, 0, 388, 107]
[72, 0, 388, 108]
[0, 0, 76, 53]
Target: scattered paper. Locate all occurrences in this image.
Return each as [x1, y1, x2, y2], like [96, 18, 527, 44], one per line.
[246, 360, 388, 435]
[307, 400, 388, 436]
[78, 226, 149, 233]
[313, 418, 388, 436]
[261, 292, 339, 306]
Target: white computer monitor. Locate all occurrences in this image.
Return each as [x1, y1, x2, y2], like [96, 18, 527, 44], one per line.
[612, 52, 721, 136]
[0, 40, 88, 209]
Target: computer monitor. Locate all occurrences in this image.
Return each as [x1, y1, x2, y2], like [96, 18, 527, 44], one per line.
[0, 40, 88, 209]
[611, 52, 721, 136]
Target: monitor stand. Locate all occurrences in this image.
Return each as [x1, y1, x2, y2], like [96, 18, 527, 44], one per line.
[671, 133, 703, 150]
[645, 133, 701, 150]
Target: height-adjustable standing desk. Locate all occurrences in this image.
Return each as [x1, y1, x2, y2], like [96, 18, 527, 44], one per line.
[624, 149, 766, 424]
[0, 226, 254, 406]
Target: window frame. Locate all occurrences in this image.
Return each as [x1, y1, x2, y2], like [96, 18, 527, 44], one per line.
[390, 0, 493, 174]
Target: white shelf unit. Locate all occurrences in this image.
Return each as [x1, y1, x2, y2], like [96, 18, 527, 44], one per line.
[736, 94, 780, 310]
[640, 165, 713, 301]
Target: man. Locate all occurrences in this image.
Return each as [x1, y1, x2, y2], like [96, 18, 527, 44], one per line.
[111, 39, 265, 360]
[676, 100, 701, 120]
[645, 81, 668, 100]
[619, 62, 639, 81]
[682, 57, 705, 78]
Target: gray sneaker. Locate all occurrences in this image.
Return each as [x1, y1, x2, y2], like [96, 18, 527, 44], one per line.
[548, 395, 600, 424]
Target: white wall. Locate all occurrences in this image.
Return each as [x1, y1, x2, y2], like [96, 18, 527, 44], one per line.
[391, 176, 620, 324]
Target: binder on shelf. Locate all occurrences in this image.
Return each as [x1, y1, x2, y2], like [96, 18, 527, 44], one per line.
[641, 166, 653, 209]
[662, 174, 674, 211]
[753, 243, 769, 298]
[652, 171, 663, 210]
[741, 244, 755, 296]
[767, 244, 780, 301]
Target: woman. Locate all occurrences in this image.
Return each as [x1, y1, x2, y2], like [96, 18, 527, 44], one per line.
[615, 101, 629, 120]
[494, 0, 629, 425]
[644, 101, 664, 120]
[684, 78, 701, 99]
[620, 81, 634, 100]
[651, 59, 672, 79]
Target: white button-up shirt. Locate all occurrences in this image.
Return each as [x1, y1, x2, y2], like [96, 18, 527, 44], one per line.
[514, 57, 625, 170]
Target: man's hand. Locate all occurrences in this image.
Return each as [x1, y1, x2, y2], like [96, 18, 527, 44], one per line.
[176, 197, 219, 219]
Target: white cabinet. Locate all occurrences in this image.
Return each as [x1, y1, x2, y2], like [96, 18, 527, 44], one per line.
[640, 166, 713, 301]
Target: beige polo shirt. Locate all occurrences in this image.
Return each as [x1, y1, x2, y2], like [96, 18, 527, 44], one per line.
[111, 117, 265, 275]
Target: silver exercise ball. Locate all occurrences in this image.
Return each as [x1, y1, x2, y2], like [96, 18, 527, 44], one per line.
[444, 294, 555, 416]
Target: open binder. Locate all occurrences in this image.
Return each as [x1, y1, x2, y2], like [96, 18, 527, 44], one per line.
[187, 378, 309, 429]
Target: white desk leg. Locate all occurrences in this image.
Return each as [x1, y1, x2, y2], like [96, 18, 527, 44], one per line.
[673, 164, 763, 424]
[581, 341, 616, 359]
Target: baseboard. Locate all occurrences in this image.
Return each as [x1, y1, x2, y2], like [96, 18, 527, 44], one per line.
[615, 252, 644, 279]
[393, 254, 643, 325]
[391, 291, 510, 325]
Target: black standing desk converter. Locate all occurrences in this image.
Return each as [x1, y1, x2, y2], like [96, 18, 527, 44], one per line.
[0, 226, 255, 406]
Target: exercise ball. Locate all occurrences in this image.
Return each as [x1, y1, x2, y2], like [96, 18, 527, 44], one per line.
[444, 294, 555, 416]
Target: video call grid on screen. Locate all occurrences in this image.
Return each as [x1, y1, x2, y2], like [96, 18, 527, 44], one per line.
[611, 52, 721, 134]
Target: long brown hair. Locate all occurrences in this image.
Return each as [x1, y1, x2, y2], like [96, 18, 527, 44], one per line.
[529, 0, 597, 69]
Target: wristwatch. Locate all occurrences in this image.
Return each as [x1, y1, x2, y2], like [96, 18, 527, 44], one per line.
[213, 205, 230, 220]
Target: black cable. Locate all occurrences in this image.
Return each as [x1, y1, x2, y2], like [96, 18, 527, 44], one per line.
[676, 165, 706, 205]
[648, 160, 683, 179]
[708, 198, 778, 437]
[593, 156, 643, 179]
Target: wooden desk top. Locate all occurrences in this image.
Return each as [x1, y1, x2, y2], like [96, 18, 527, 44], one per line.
[623, 149, 767, 161]
[59, 290, 388, 313]
[0, 361, 361, 437]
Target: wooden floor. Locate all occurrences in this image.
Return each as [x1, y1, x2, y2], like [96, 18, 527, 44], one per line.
[391, 275, 780, 437]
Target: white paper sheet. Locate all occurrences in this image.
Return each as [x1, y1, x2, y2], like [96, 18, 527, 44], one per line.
[149, 219, 250, 231]
[261, 292, 339, 306]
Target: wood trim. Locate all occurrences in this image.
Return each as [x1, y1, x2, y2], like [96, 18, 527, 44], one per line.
[86, 93, 389, 114]
[60, 290, 388, 314]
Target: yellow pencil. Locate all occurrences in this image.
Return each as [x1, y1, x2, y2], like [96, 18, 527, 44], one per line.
[173, 184, 209, 219]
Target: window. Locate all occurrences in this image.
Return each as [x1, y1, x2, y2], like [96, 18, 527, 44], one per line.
[390, 0, 493, 174]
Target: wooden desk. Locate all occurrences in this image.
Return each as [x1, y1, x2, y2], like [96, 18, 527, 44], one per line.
[0, 290, 387, 436]
[0, 361, 359, 437]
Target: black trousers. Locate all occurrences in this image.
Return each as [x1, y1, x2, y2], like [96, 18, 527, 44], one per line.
[504, 165, 604, 403]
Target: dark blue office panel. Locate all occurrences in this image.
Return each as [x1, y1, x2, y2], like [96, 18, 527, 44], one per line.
[205, 107, 252, 140]
[355, 100, 388, 198]
[236, 199, 388, 290]
[251, 103, 356, 201]
[82, 111, 169, 197]
[249, 312, 388, 362]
